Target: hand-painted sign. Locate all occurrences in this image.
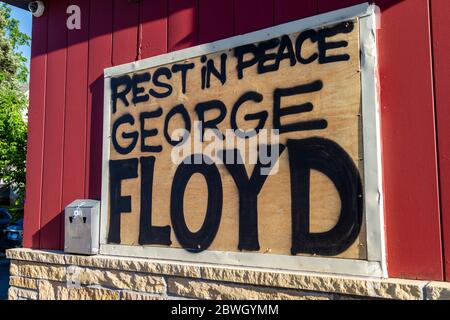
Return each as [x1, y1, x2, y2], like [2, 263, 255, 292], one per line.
[101, 5, 384, 277]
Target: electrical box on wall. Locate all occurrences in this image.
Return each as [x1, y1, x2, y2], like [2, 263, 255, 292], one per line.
[64, 200, 100, 255]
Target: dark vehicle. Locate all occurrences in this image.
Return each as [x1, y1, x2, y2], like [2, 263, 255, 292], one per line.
[0, 209, 11, 230]
[4, 219, 23, 248]
[0, 208, 12, 250]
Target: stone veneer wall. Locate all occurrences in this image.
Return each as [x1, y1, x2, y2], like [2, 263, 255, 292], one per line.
[6, 248, 450, 300]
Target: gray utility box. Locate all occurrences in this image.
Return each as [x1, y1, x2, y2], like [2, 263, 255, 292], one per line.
[64, 200, 100, 255]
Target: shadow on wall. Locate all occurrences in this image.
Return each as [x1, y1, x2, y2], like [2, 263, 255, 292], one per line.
[31, 0, 406, 60]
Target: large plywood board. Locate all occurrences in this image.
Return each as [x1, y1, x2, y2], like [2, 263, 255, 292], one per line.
[105, 18, 367, 260]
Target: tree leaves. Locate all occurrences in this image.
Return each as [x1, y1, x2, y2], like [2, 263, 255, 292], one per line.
[0, 4, 29, 204]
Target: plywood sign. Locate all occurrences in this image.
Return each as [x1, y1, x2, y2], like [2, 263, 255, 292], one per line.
[102, 5, 383, 275]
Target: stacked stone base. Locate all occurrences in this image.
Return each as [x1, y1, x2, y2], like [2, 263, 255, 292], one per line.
[6, 248, 450, 300]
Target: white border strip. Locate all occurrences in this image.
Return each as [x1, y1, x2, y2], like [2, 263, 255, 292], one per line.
[101, 244, 383, 277]
[100, 3, 385, 278]
[359, 7, 387, 276]
[100, 77, 112, 247]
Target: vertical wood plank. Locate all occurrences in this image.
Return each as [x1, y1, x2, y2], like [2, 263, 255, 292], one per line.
[198, 0, 234, 44]
[86, 0, 113, 200]
[23, 14, 48, 249]
[60, 0, 90, 248]
[168, 0, 199, 51]
[377, 0, 442, 281]
[317, 0, 364, 13]
[40, 0, 68, 249]
[234, 0, 274, 35]
[275, 0, 317, 24]
[139, 0, 168, 59]
[112, 0, 140, 65]
[431, 0, 450, 281]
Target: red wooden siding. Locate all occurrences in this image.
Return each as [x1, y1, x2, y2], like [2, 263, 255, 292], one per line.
[22, 8, 48, 248]
[318, 0, 363, 12]
[22, 0, 449, 281]
[139, 0, 168, 59]
[113, 0, 140, 66]
[275, 0, 317, 24]
[234, 0, 274, 34]
[61, 0, 90, 248]
[376, 0, 443, 281]
[85, 0, 113, 200]
[168, 0, 199, 51]
[198, 0, 234, 44]
[431, 0, 450, 281]
[39, 0, 68, 249]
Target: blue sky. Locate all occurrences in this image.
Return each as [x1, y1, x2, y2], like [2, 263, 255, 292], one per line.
[5, 4, 32, 69]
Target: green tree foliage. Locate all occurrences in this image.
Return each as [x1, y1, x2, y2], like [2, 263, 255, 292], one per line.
[0, 4, 30, 203]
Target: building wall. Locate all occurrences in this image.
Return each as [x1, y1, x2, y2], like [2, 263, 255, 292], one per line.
[23, 0, 450, 281]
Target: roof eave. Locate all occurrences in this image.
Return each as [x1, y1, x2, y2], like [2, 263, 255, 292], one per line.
[2, 1, 30, 11]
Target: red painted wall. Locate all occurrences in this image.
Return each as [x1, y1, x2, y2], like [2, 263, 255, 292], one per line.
[23, 0, 449, 281]
[431, 0, 450, 281]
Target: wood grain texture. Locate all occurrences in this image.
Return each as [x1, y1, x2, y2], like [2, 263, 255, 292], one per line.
[107, 20, 366, 259]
